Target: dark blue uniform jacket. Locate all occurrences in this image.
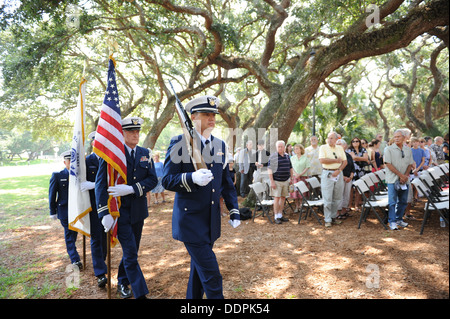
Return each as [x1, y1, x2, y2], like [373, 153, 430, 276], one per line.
[95, 145, 158, 224]
[49, 168, 69, 220]
[162, 134, 238, 245]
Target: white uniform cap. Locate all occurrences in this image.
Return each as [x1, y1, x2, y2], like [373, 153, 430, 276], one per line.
[185, 96, 219, 114]
[88, 131, 96, 140]
[61, 150, 71, 160]
[122, 117, 144, 130]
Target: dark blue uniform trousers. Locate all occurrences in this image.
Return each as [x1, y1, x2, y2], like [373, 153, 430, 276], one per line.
[184, 243, 224, 299]
[117, 217, 148, 298]
[89, 210, 107, 277]
[59, 219, 80, 263]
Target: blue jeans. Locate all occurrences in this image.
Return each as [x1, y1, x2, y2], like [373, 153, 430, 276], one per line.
[387, 183, 409, 224]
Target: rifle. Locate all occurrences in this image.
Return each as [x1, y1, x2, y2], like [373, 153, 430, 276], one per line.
[168, 80, 207, 170]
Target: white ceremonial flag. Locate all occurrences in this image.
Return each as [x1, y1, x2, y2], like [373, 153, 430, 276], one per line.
[68, 77, 92, 236]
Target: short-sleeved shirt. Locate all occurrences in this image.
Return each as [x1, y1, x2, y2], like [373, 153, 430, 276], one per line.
[383, 144, 415, 184]
[291, 154, 310, 176]
[318, 144, 347, 170]
[305, 146, 322, 176]
[411, 147, 425, 169]
[268, 152, 292, 181]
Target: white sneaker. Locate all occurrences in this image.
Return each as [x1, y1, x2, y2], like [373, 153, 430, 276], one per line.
[397, 220, 408, 228]
[389, 222, 398, 230]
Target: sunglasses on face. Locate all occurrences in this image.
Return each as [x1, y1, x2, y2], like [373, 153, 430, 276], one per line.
[333, 152, 337, 159]
[401, 150, 405, 158]
[352, 140, 360, 143]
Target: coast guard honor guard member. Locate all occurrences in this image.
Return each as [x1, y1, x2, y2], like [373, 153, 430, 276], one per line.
[95, 117, 158, 299]
[162, 95, 240, 299]
[49, 151, 82, 270]
[80, 131, 108, 288]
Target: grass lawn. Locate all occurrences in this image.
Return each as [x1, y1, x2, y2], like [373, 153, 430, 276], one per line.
[0, 174, 60, 298]
[0, 175, 50, 232]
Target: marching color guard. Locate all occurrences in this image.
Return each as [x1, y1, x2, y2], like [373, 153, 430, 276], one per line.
[162, 95, 241, 299]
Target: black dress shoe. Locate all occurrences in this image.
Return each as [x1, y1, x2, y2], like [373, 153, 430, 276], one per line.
[97, 275, 107, 288]
[280, 216, 289, 222]
[275, 218, 283, 224]
[73, 261, 83, 270]
[117, 284, 132, 299]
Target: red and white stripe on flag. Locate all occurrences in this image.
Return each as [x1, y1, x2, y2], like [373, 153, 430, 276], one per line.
[93, 55, 126, 247]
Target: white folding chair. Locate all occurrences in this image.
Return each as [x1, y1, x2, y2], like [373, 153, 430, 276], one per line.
[367, 172, 388, 196]
[249, 182, 274, 224]
[305, 177, 322, 200]
[411, 178, 449, 235]
[353, 179, 389, 230]
[294, 181, 323, 225]
[374, 169, 388, 191]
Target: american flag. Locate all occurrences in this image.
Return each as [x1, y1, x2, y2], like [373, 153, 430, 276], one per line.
[93, 56, 126, 247]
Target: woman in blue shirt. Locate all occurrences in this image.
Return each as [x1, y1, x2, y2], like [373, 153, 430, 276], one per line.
[151, 151, 166, 204]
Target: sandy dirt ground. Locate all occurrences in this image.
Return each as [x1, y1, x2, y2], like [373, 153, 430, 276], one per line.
[0, 190, 448, 300]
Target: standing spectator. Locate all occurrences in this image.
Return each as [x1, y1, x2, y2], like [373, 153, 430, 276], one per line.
[336, 139, 355, 219]
[254, 139, 271, 183]
[305, 135, 323, 181]
[443, 133, 449, 162]
[238, 140, 256, 197]
[268, 141, 294, 224]
[419, 138, 430, 170]
[319, 132, 347, 227]
[151, 152, 166, 204]
[411, 137, 425, 175]
[347, 137, 369, 211]
[424, 136, 438, 166]
[375, 133, 387, 156]
[286, 143, 294, 157]
[361, 139, 375, 173]
[290, 144, 310, 212]
[234, 147, 242, 195]
[370, 139, 384, 170]
[430, 136, 445, 164]
[383, 129, 415, 230]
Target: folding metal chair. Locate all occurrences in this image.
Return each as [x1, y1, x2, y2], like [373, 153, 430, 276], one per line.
[437, 163, 449, 183]
[420, 170, 448, 201]
[428, 167, 448, 190]
[411, 178, 449, 235]
[367, 172, 388, 196]
[374, 169, 388, 191]
[305, 177, 322, 200]
[360, 174, 388, 201]
[353, 179, 388, 230]
[294, 181, 323, 225]
[249, 182, 274, 224]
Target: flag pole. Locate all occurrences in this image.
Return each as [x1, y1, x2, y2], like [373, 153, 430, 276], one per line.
[83, 235, 86, 270]
[107, 231, 111, 299]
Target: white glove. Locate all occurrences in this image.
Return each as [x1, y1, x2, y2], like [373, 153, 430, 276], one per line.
[80, 181, 95, 192]
[108, 184, 134, 197]
[50, 214, 57, 220]
[101, 214, 116, 233]
[228, 219, 241, 228]
[192, 169, 213, 186]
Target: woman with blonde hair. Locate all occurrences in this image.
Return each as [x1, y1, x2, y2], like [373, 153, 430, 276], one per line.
[290, 144, 310, 212]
